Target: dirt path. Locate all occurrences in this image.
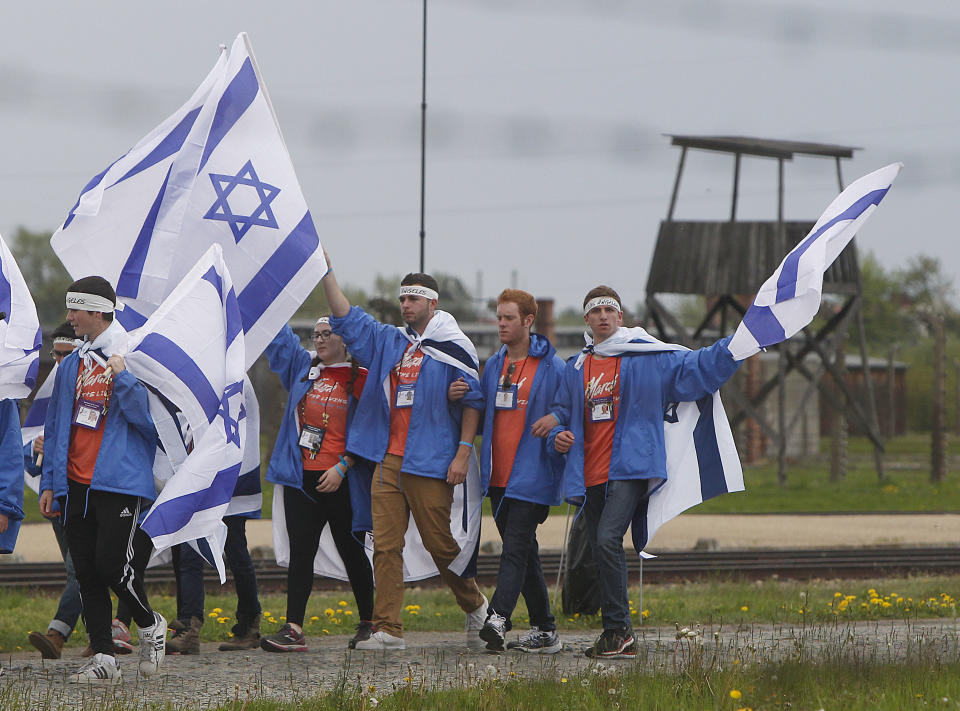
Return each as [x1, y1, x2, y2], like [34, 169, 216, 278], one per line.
[3, 620, 959, 709]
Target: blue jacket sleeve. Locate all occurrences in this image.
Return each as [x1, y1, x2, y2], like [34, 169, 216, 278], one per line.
[24, 441, 41, 478]
[110, 370, 158, 444]
[460, 372, 484, 411]
[330, 306, 397, 369]
[0, 400, 25, 522]
[264, 325, 311, 393]
[40, 366, 67, 495]
[660, 335, 740, 403]
[546, 363, 576, 452]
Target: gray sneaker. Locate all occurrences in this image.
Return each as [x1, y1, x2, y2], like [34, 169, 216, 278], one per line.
[138, 612, 167, 676]
[479, 612, 507, 653]
[506, 626, 562, 654]
[70, 653, 122, 685]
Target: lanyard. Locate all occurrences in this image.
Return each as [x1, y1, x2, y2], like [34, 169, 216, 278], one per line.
[501, 355, 529, 392]
[395, 343, 423, 384]
[75, 360, 113, 415]
[585, 354, 620, 409]
[298, 372, 338, 430]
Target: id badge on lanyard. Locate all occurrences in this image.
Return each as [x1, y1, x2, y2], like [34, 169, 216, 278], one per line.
[588, 396, 614, 423]
[74, 398, 105, 430]
[299, 423, 326, 452]
[495, 385, 519, 410]
[395, 383, 415, 408]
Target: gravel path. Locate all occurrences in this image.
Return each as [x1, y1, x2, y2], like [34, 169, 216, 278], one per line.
[3, 620, 959, 709]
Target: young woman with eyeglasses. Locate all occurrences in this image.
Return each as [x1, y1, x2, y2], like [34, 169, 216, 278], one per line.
[260, 317, 375, 652]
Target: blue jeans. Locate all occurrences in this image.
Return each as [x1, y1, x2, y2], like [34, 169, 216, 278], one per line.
[487, 488, 555, 632]
[582, 480, 649, 631]
[173, 516, 262, 626]
[49, 515, 83, 637]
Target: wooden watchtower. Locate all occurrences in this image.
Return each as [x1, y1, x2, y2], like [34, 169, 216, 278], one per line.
[645, 135, 884, 480]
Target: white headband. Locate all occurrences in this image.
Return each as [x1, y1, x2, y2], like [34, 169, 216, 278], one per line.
[583, 297, 622, 316]
[66, 292, 115, 313]
[53, 336, 77, 345]
[315, 317, 330, 325]
[398, 285, 439, 301]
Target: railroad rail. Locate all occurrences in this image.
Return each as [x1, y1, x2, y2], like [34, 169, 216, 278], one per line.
[3, 546, 959, 591]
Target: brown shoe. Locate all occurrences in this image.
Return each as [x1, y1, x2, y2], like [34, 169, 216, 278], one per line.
[166, 616, 202, 655]
[219, 617, 260, 651]
[28, 630, 67, 659]
[81, 645, 96, 658]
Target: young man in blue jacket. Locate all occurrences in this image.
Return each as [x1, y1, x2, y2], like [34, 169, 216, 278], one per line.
[549, 286, 741, 659]
[454, 289, 566, 654]
[321, 250, 488, 651]
[39, 277, 166, 684]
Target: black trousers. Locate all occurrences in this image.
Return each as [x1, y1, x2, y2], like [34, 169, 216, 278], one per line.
[63, 479, 155, 654]
[283, 471, 374, 626]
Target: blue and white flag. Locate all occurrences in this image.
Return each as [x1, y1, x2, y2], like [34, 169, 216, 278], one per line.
[21, 362, 58, 496]
[576, 327, 743, 558]
[729, 163, 902, 360]
[125, 244, 246, 569]
[51, 33, 326, 369]
[0, 232, 41, 400]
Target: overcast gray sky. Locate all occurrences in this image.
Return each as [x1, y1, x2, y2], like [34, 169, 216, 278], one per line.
[2, 0, 958, 312]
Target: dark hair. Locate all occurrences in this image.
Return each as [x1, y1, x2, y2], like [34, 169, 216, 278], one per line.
[582, 285, 622, 311]
[67, 276, 116, 322]
[497, 289, 538, 320]
[400, 272, 439, 294]
[51, 322, 76, 341]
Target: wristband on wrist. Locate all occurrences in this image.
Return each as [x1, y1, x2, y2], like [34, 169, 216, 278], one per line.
[458, 440, 474, 448]
[334, 462, 346, 477]
[322, 266, 333, 279]
[337, 455, 350, 476]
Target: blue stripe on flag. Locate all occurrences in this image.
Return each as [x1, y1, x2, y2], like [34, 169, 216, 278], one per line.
[422, 339, 479, 372]
[25, 357, 39, 390]
[141, 462, 241, 538]
[133, 333, 221, 423]
[233, 467, 261, 496]
[23, 396, 49, 429]
[694, 395, 728, 501]
[741, 304, 785, 349]
[199, 267, 242, 346]
[776, 187, 890, 303]
[237, 211, 319, 329]
[193, 537, 217, 568]
[0, 270, 10, 319]
[115, 107, 203, 185]
[115, 303, 149, 330]
[61, 159, 120, 230]
[199, 58, 259, 172]
[116, 167, 172, 299]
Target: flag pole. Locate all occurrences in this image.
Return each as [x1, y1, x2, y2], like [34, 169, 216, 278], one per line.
[418, 0, 428, 272]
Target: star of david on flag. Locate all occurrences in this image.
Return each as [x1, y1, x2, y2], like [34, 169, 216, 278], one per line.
[204, 160, 280, 242]
[50, 32, 327, 369]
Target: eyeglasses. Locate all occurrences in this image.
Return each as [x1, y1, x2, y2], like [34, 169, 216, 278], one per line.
[50, 348, 74, 361]
[502, 361, 516, 390]
[312, 330, 334, 342]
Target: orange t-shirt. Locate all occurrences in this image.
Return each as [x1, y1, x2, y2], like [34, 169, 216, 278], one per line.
[299, 365, 368, 470]
[582, 355, 621, 487]
[67, 360, 113, 485]
[490, 356, 539, 488]
[387, 344, 424, 457]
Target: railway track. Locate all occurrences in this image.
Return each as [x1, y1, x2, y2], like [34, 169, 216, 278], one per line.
[3, 546, 959, 591]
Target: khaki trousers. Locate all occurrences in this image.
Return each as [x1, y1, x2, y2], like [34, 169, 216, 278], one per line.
[371, 453, 484, 636]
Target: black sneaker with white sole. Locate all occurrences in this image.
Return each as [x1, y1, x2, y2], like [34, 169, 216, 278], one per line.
[506, 626, 563, 654]
[261, 623, 308, 652]
[479, 612, 507, 653]
[584, 628, 636, 659]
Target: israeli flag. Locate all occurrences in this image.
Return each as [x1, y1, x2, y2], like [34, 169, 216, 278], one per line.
[51, 33, 326, 369]
[729, 163, 902, 361]
[125, 244, 246, 571]
[0, 232, 41, 400]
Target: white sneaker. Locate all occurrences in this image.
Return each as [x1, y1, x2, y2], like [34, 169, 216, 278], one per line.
[138, 611, 167, 676]
[354, 630, 406, 650]
[70, 653, 122, 685]
[465, 594, 489, 651]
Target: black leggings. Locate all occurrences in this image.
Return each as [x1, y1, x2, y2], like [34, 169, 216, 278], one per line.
[283, 471, 374, 626]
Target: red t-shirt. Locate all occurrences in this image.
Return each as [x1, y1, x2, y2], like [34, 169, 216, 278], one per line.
[491, 356, 540, 488]
[68, 360, 112, 485]
[387, 344, 424, 457]
[299, 365, 368, 470]
[582, 355, 621, 487]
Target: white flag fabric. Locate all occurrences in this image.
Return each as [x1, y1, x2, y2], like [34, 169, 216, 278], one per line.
[124, 245, 246, 562]
[728, 163, 902, 360]
[21, 362, 58, 496]
[0, 232, 41, 400]
[575, 327, 743, 557]
[50, 32, 326, 369]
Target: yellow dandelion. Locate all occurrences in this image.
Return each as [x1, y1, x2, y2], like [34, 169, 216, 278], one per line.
[561, 677, 568, 683]
[641, 610, 650, 619]
[338, 600, 348, 607]
[324, 608, 335, 616]
[740, 606, 749, 612]
[322, 629, 329, 635]
[730, 689, 742, 700]
[269, 617, 277, 623]
[212, 607, 222, 614]
[310, 616, 320, 622]
[217, 617, 229, 624]
[280, 616, 286, 621]
[263, 611, 271, 617]
[208, 612, 218, 618]
[344, 610, 353, 616]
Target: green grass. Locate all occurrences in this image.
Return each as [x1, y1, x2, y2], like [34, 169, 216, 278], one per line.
[2, 574, 957, 653]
